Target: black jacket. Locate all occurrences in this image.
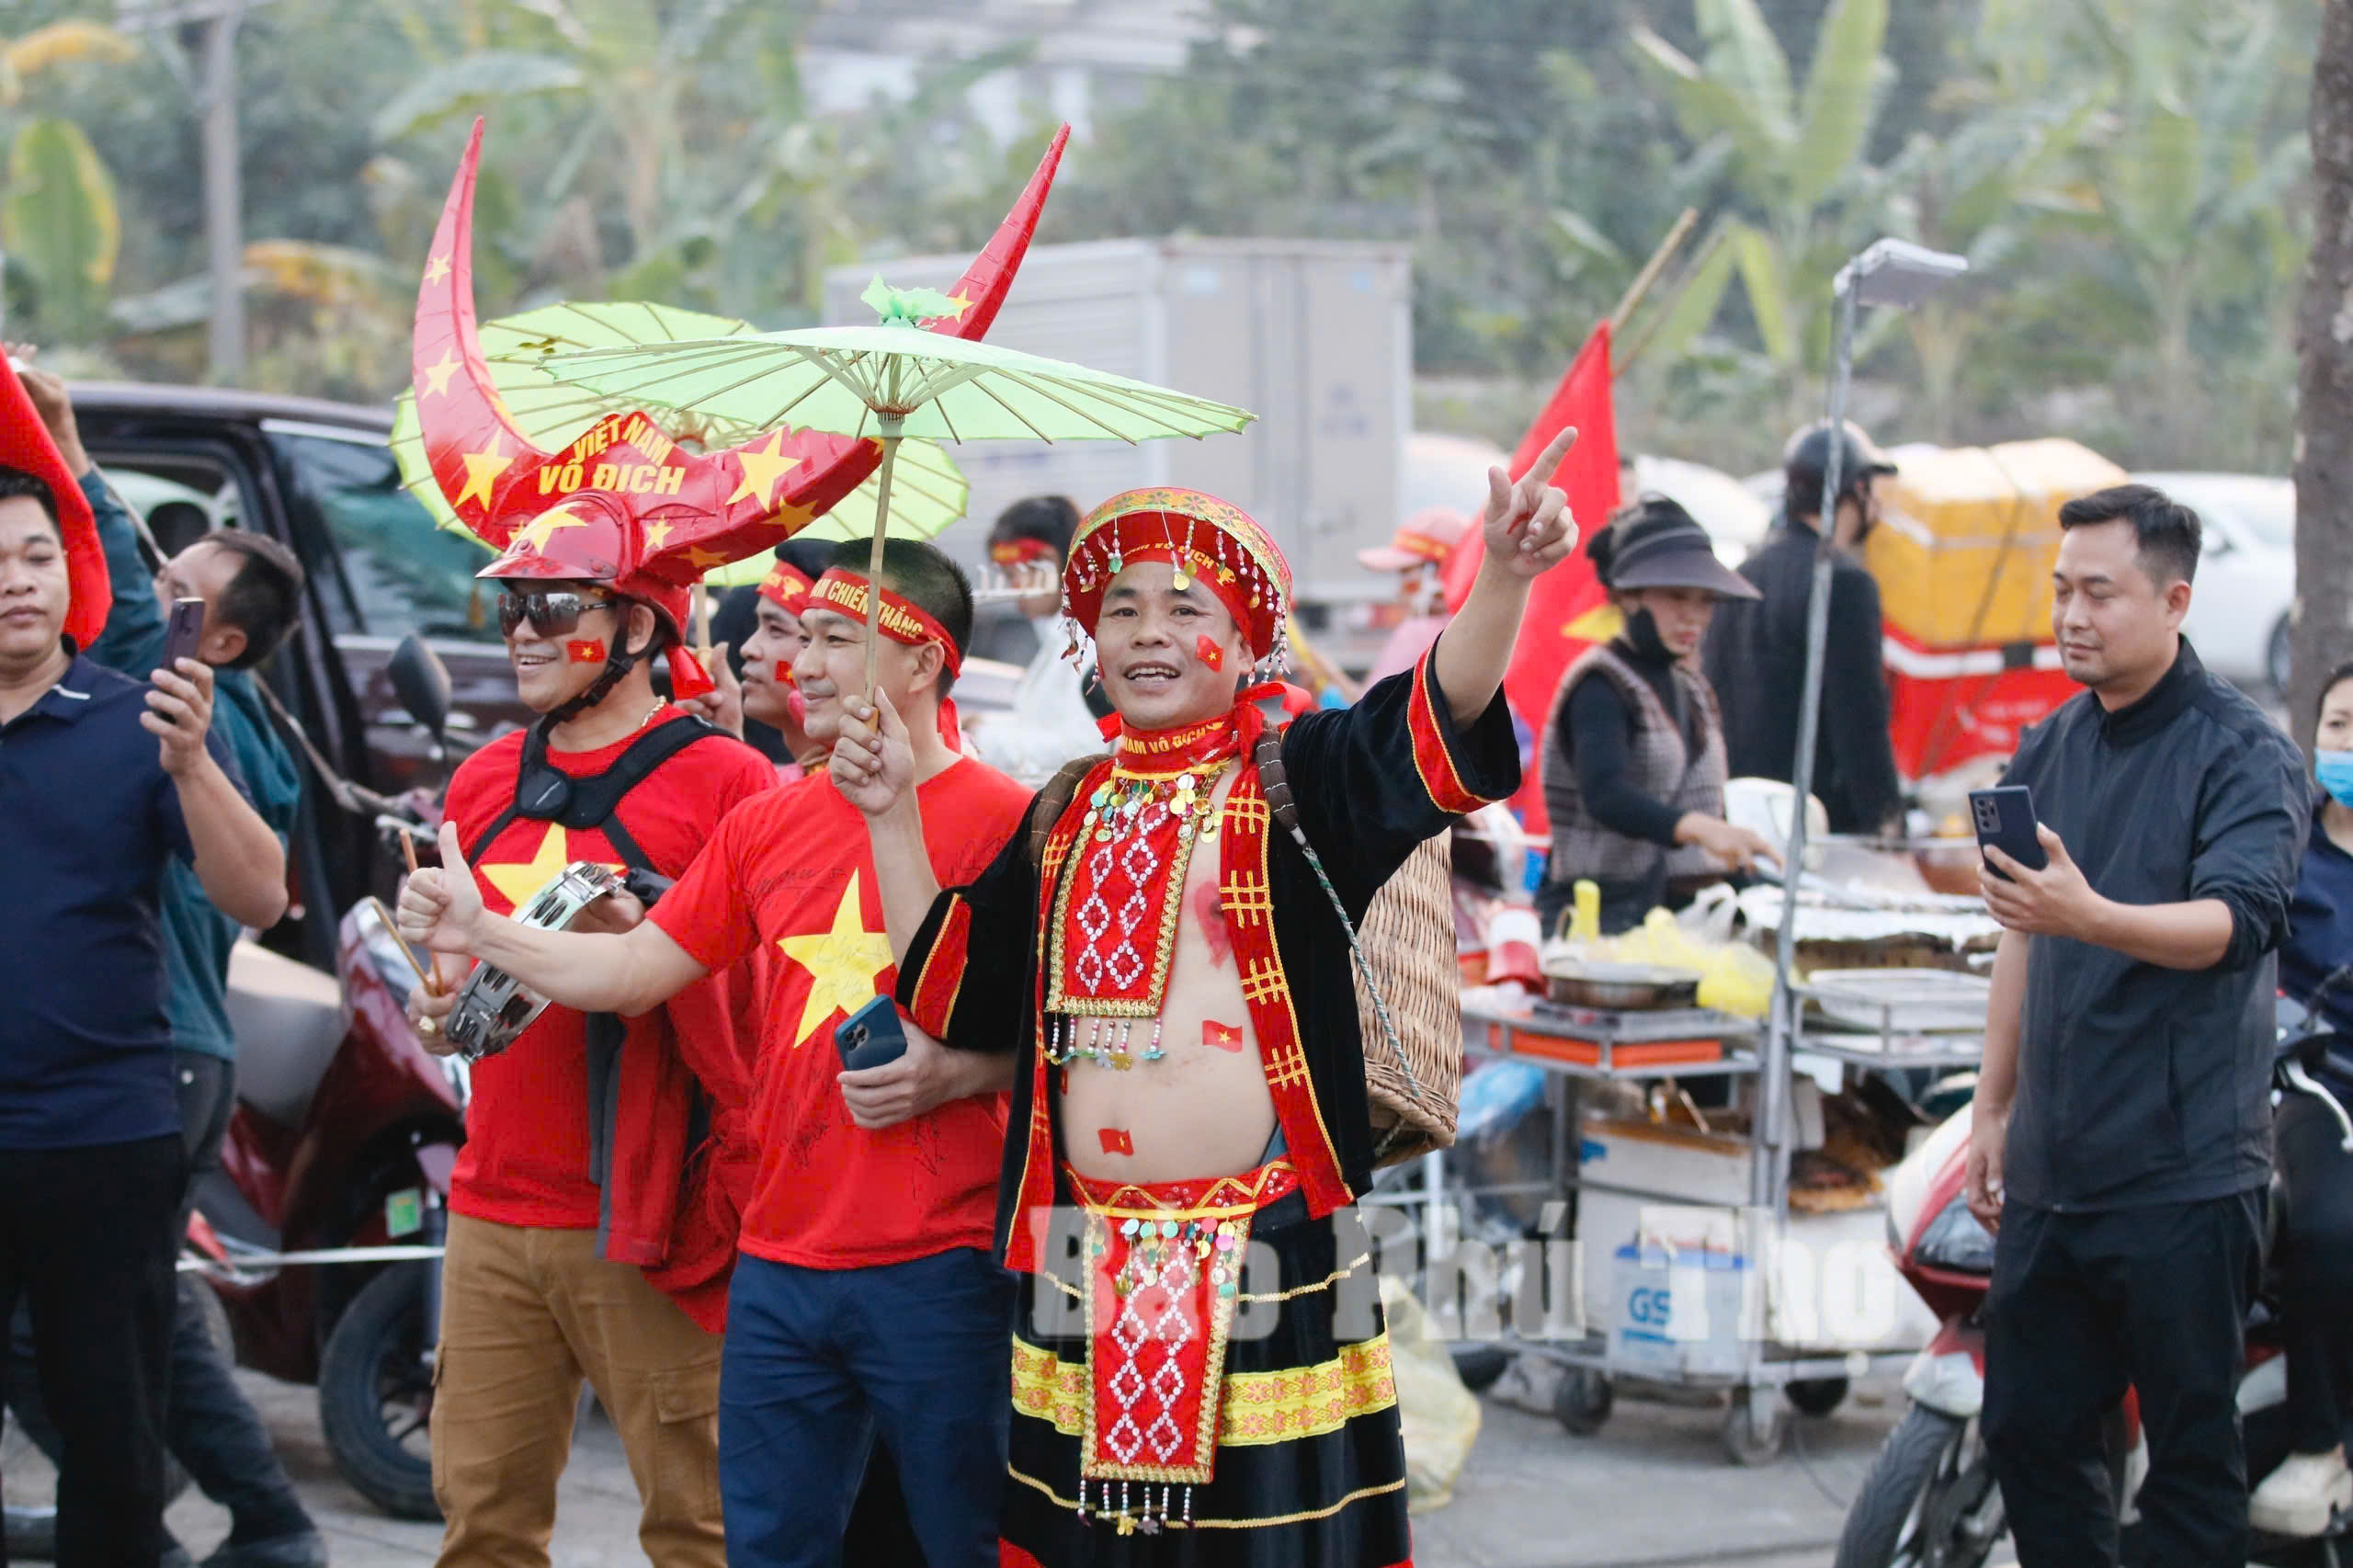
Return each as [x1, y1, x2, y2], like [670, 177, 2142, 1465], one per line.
[1700, 517, 1904, 834]
[2001, 640, 2309, 1210]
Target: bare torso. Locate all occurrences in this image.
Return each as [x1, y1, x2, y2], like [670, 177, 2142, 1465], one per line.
[1059, 767, 1279, 1183]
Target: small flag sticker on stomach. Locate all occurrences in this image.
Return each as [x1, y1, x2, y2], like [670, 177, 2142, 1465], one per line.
[1097, 1127, 1134, 1156]
[1202, 1020, 1244, 1051]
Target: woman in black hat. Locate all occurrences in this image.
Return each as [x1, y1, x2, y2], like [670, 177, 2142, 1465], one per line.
[1537, 496, 1779, 936]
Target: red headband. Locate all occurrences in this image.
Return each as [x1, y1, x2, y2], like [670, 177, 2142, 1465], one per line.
[990, 538, 1052, 567]
[806, 569, 964, 675]
[758, 561, 813, 615]
[805, 568, 966, 749]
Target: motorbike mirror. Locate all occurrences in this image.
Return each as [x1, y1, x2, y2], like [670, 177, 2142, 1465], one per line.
[387, 635, 452, 743]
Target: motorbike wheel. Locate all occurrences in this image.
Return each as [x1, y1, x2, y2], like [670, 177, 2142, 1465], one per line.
[318, 1263, 441, 1523]
[1833, 1405, 2006, 1568]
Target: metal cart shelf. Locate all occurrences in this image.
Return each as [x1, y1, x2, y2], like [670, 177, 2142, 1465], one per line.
[1425, 992, 1968, 1465]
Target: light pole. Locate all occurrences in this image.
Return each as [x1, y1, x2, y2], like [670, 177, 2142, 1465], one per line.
[1756, 237, 1970, 1211]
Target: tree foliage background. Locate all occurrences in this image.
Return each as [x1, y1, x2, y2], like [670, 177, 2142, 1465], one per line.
[0, 0, 2319, 475]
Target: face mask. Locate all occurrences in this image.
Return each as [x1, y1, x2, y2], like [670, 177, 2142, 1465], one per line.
[2318, 751, 2353, 809]
[1622, 607, 1673, 663]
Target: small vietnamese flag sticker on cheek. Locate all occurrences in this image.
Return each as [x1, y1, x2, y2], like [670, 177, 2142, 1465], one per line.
[1202, 1020, 1244, 1051]
[1097, 1127, 1134, 1156]
[774, 661, 795, 684]
[1196, 635, 1223, 671]
[567, 639, 607, 665]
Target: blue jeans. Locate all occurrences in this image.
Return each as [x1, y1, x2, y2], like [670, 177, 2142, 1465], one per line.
[720, 1247, 1015, 1568]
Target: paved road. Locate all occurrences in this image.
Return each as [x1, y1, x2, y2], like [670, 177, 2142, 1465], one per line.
[10, 1358, 2029, 1568]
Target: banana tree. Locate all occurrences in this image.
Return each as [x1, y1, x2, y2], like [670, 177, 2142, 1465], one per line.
[2066, 0, 2306, 403]
[1628, 0, 1893, 407]
[0, 20, 136, 341]
[370, 0, 786, 273]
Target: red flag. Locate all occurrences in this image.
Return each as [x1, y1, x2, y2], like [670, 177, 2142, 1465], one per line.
[0, 363, 108, 648]
[1441, 323, 1620, 835]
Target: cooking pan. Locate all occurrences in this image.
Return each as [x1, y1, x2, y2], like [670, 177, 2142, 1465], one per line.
[1543, 961, 1703, 1011]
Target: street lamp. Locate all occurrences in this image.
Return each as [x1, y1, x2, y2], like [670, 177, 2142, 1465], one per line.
[1757, 236, 1969, 1208]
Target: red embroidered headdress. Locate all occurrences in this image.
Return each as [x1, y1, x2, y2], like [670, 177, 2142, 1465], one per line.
[1062, 487, 1293, 671]
[0, 365, 107, 648]
[411, 118, 1068, 697]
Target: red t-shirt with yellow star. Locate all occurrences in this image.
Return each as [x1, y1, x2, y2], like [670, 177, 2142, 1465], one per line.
[652, 760, 1031, 1269]
[444, 710, 779, 1230]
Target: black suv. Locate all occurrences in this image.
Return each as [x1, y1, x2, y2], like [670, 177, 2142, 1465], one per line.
[73, 382, 533, 973]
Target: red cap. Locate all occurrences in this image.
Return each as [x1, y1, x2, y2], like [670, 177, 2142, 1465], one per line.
[1358, 507, 1470, 574]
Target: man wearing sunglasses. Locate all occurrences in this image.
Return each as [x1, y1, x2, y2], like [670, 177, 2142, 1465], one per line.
[403, 538, 1038, 1568]
[414, 486, 781, 1568]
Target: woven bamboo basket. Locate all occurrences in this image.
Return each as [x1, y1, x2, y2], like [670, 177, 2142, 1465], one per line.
[1358, 830, 1461, 1165]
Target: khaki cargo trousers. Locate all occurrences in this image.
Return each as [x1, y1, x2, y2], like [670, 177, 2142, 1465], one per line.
[431, 1212, 724, 1568]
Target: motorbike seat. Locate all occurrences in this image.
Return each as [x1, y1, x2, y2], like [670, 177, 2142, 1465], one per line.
[224, 940, 346, 1128]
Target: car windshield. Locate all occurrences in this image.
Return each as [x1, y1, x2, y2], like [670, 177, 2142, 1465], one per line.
[269, 429, 500, 642]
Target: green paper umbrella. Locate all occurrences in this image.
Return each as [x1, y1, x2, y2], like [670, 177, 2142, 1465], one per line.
[505, 283, 1256, 686]
[391, 300, 970, 585]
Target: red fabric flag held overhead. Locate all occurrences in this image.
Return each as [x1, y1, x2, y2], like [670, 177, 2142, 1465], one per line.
[1441, 323, 1621, 835]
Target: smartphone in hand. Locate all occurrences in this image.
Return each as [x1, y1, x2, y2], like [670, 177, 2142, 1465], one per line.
[1969, 786, 2048, 881]
[835, 994, 910, 1073]
[162, 597, 206, 673]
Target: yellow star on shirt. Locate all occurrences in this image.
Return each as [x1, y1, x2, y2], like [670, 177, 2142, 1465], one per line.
[516, 506, 587, 553]
[478, 823, 620, 911]
[727, 431, 802, 510]
[777, 871, 893, 1047]
[419, 348, 461, 399]
[455, 436, 513, 512]
[423, 252, 452, 286]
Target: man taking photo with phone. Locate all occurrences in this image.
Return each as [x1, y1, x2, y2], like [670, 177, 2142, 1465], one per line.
[1966, 483, 2308, 1567]
[10, 358, 321, 1568]
[0, 365, 286, 1568]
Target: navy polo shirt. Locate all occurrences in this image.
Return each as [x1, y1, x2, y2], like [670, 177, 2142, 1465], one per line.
[0, 653, 247, 1149]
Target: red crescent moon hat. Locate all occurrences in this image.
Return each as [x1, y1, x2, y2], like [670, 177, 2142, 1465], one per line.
[0, 364, 108, 649]
[411, 118, 1069, 697]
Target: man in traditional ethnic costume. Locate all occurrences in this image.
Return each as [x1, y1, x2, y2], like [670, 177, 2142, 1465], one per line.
[829, 429, 1583, 1566]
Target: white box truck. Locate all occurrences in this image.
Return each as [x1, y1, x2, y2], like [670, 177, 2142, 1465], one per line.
[824, 237, 1411, 609]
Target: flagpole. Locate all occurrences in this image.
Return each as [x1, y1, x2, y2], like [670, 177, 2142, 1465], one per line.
[1608, 208, 1699, 337]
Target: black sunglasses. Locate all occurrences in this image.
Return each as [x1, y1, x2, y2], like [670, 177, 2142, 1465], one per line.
[495, 589, 620, 639]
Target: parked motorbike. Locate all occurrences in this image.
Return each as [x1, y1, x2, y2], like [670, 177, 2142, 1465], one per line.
[190, 636, 463, 1522]
[0, 640, 463, 1549]
[1836, 981, 2353, 1568]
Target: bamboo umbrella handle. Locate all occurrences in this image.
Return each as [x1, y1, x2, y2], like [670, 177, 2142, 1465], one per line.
[863, 421, 904, 698]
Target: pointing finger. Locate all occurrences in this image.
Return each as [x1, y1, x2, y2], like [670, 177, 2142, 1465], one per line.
[1516, 426, 1579, 497]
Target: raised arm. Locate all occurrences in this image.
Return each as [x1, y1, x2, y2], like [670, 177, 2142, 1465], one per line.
[150, 659, 286, 930]
[1430, 426, 1581, 723]
[833, 690, 942, 965]
[398, 820, 709, 1017]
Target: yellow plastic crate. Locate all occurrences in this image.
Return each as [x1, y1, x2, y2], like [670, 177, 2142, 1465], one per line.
[1864, 438, 2130, 649]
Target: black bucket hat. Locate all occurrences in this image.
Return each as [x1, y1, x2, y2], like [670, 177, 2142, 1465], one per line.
[1589, 496, 1761, 600]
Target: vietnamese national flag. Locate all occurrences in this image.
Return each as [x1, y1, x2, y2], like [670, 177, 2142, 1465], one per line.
[1441, 322, 1621, 835]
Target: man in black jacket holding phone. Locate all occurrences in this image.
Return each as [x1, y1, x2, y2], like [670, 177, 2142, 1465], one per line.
[1964, 483, 2308, 1567]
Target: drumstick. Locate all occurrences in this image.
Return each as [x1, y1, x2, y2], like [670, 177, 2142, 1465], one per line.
[398, 830, 445, 996]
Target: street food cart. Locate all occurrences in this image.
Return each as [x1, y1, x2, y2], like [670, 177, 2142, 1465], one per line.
[1411, 841, 2001, 1464]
